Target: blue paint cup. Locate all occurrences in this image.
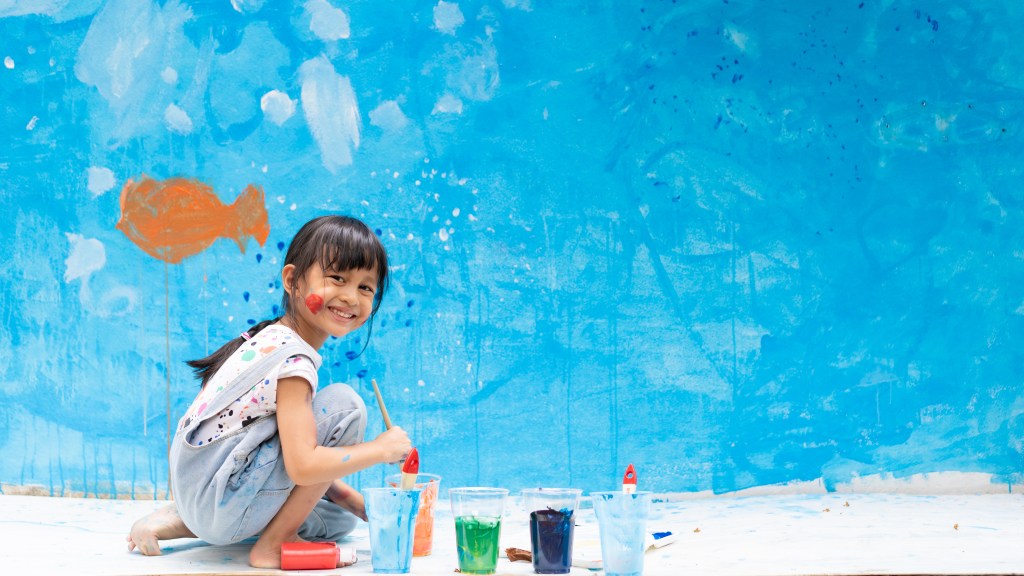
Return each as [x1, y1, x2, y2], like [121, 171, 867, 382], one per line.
[363, 486, 422, 573]
[521, 488, 581, 574]
[591, 491, 651, 576]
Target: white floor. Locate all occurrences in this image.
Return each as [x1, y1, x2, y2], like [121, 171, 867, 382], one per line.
[1, 492, 1023, 575]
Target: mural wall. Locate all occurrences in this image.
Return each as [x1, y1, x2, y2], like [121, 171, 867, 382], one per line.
[1, 0, 1022, 498]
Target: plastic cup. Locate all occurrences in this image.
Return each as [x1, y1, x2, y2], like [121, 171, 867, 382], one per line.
[363, 486, 422, 574]
[386, 473, 442, 556]
[591, 491, 651, 576]
[521, 488, 581, 574]
[450, 487, 509, 575]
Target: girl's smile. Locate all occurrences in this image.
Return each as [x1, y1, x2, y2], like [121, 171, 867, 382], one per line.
[283, 264, 379, 349]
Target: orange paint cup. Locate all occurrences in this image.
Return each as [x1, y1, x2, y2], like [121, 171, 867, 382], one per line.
[387, 472, 442, 556]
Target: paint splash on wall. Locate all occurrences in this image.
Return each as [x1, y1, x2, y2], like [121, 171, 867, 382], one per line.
[299, 56, 361, 172]
[115, 176, 270, 264]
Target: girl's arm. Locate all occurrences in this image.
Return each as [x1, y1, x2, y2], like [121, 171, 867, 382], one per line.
[327, 480, 367, 521]
[276, 376, 411, 486]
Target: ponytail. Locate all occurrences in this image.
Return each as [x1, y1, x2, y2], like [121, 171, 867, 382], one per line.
[186, 317, 281, 387]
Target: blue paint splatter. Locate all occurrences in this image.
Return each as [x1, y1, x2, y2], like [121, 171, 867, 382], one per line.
[342, 455, 351, 462]
[256, 253, 263, 263]
[345, 351, 358, 360]
[277, 241, 285, 250]
[243, 291, 250, 302]
[407, 299, 415, 307]
[356, 369, 367, 378]
[247, 319, 256, 325]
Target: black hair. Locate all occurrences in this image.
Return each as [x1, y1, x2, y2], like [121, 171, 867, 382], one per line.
[186, 215, 390, 387]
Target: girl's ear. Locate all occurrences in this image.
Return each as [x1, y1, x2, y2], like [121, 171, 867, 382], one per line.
[281, 264, 297, 296]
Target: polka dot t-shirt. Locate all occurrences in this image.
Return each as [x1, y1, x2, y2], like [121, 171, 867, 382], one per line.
[183, 325, 321, 446]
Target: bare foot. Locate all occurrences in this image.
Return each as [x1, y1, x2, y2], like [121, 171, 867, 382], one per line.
[249, 533, 305, 568]
[126, 503, 196, 556]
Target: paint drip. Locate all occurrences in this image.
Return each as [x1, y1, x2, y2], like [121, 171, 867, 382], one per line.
[305, 293, 324, 315]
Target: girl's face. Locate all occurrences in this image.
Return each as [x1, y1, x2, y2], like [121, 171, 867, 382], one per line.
[282, 263, 380, 348]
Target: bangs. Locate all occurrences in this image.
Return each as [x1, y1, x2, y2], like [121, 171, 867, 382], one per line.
[316, 224, 384, 273]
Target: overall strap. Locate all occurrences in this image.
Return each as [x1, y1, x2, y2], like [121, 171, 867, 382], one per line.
[178, 338, 318, 437]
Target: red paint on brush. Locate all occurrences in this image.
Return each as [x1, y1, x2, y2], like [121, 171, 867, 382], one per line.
[402, 447, 420, 474]
[305, 293, 324, 315]
[622, 463, 637, 493]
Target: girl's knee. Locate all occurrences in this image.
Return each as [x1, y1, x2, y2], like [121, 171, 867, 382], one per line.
[313, 384, 367, 447]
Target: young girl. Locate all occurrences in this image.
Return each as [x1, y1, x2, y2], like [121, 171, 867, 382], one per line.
[127, 215, 411, 568]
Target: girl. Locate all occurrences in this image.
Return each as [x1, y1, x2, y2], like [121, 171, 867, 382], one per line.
[127, 215, 411, 568]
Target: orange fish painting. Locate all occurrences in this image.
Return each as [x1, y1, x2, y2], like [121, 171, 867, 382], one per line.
[116, 175, 270, 264]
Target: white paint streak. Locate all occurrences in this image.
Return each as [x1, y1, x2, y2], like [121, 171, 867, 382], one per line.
[86, 166, 115, 197]
[4, 56, 13, 69]
[502, 0, 532, 9]
[74, 0, 193, 141]
[163, 103, 193, 134]
[432, 93, 463, 114]
[229, 0, 265, 13]
[725, 26, 749, 52]
[306, 0, 350, 41]
[64, 233, 106, 283]
[433, 1, 465, 35]
[25, 116, 38, 130]
[260, 90, 295, 125]
[368, 100, 408, 132]
[160, 66, 177, 84]
[299, 56, 360, 172]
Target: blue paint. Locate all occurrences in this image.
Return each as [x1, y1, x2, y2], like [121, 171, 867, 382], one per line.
[0, 0, 1022, 499]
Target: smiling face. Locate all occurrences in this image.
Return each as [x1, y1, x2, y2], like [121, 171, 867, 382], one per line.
[281, 263, 380, 349]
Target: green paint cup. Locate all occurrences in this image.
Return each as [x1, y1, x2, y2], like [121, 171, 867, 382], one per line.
[450, 487, 508, 574]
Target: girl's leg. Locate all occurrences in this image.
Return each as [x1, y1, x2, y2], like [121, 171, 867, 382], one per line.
[249, 482, 343, 568]
[126, 503, 197, 556]
[250, 384, 367, 568]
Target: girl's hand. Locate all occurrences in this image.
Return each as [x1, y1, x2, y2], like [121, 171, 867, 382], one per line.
[327, 481, 367, 521]
[372, 426, 412, 464]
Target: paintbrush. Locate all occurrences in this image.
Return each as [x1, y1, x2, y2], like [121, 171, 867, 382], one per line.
[370, 378, 393, 429]
[400, 448, 419, 489]
[622, 463, 637, 494]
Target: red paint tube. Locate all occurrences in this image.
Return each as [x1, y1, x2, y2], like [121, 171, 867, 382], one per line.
[281, 542, 340, 570]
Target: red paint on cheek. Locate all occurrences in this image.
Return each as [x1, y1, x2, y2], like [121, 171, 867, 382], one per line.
[305, 293, 324, 315]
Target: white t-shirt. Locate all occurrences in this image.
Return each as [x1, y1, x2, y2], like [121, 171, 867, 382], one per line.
[184, 324, 321, 446]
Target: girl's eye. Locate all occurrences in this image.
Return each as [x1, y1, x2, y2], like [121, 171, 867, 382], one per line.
[360, 285, 375, 294]
[329, 275, 344, 282]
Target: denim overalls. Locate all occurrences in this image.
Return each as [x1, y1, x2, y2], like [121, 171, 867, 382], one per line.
[169, 340, 367, 545]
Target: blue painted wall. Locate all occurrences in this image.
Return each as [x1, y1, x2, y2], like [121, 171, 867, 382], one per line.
[1, 0, 1023, 498]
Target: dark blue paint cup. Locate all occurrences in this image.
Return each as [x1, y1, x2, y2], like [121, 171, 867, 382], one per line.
[522, 488, 581, 574]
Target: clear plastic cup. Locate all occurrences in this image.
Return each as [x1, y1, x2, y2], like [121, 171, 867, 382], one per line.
[591, 491, 652, 576]
[521, 488, 582, 574]
[386, 473, 442, 556]
[363, 486, 422, 573]
[450, 487, 509, 575]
